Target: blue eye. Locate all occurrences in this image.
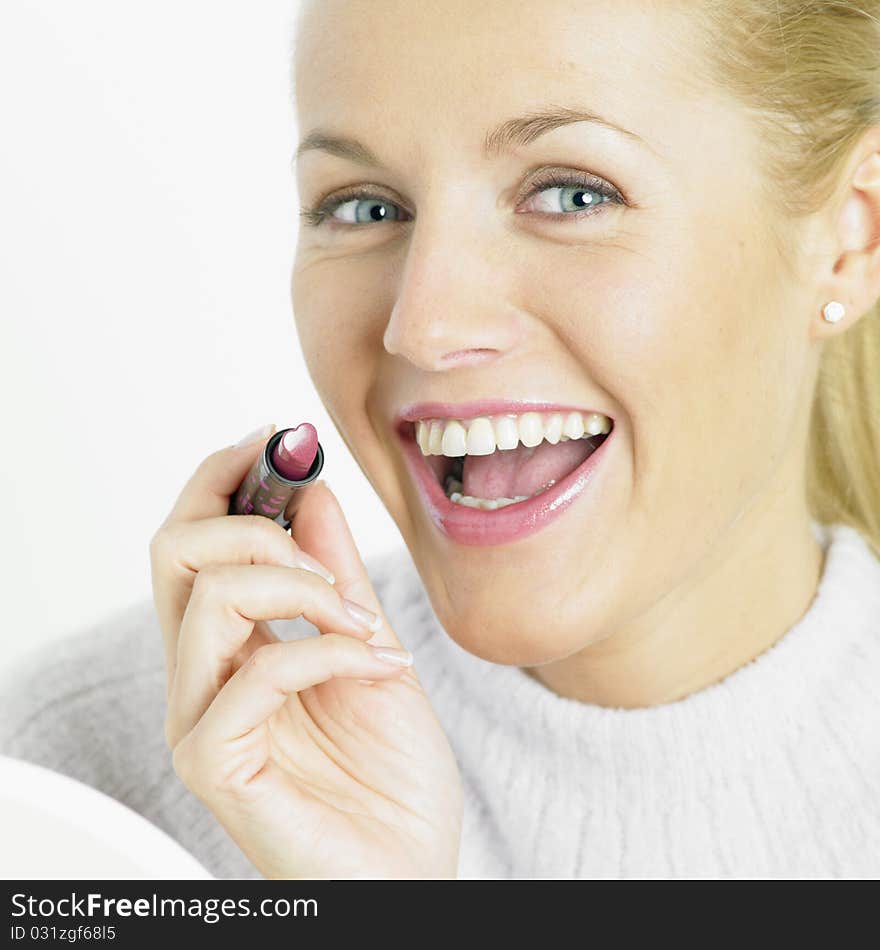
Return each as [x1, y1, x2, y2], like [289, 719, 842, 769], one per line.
[518, 170, 623, 219]
[526, 184, 609, 214]
[299, 186, 410, 228]
[299, 170, 624, 228]
[329, 197, 405, 225]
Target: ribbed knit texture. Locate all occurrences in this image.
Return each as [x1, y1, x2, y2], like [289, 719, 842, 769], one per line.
[1, 520, 878, 879]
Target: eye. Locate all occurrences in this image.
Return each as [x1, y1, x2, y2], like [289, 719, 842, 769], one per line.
[517, 169, 625, 220]
[334, 198, 400, 224]
[299, 185, 410, 229]
[299, 168, 625, 229]
[326, 196, 406, 225]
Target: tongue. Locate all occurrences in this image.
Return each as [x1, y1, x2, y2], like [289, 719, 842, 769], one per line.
[462, 438, 597, 499]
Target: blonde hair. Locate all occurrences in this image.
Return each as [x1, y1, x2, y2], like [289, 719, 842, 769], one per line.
[685, 1, 880, 560]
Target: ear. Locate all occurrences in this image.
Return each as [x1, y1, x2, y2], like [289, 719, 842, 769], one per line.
[814, 126, 880, 340]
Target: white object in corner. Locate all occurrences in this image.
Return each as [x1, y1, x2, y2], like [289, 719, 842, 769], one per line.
[0, 755, 213, 879]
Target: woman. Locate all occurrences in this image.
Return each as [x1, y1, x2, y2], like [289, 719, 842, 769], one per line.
[4, 0, 880, 879]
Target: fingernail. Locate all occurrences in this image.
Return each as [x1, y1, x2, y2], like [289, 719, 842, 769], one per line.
[342, 598, 382, 632]
[235, 423, 274, 448]
[369, 645, 412, 667]
[290, 551, 335, 585]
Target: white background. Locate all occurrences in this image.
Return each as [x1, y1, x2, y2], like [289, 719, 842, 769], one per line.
[0, 1, 403, 674]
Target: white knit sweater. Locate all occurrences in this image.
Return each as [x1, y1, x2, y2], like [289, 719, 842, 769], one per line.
[1, 520, 878, 879]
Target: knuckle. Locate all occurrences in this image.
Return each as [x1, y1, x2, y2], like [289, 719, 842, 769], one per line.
[243, 642, 282, 677]
[246, 513, 281, 541]
[191, 563, 226, 602]
[170, 734, 197, 786]
[283, 566, 326, 602]
[237, 514, 272, 544]
[163, 713, 178, 749]
[297, 567, 327, 590]
[320, 632, 355, 664]
[149, 521, 184, 566]
[172, 734, 220, 802]
[171, 735, 215, 800]
[148, 524, 171, 560]
[244, 515, 295, 564]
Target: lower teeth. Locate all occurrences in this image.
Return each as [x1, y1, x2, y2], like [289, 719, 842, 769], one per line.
[442, 475, 538, 509]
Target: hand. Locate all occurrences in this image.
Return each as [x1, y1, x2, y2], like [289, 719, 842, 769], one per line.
[149, 426, 463, 879]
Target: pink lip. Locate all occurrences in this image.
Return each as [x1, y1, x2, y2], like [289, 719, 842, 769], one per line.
[397, 419, 614, 547]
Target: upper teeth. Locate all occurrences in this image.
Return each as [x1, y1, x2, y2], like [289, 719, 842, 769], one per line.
[415, 410, 612, 456]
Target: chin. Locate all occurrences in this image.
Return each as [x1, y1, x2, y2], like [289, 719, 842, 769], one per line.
[432, 595, 601, 667]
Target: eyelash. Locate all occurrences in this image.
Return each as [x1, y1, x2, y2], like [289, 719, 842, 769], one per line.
[299, 169, 625, 229]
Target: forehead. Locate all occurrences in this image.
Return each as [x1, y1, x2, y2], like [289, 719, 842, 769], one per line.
[293, 0, 710, 163]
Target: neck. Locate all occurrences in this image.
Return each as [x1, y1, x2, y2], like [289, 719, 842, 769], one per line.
[524, 487, 826, 709]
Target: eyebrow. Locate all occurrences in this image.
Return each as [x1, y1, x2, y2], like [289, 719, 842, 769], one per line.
[294, 105, 651, 168]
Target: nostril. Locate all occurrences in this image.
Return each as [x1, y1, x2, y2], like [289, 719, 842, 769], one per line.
[441, 349, 498, 369]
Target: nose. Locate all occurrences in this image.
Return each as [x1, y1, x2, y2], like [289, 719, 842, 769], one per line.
[382, 209, 526, 371]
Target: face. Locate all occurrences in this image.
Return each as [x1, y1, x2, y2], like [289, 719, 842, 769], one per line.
[291, 0, 820, 666]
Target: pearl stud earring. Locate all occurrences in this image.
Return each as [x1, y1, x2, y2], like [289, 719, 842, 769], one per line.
[822, 301, 846, 324]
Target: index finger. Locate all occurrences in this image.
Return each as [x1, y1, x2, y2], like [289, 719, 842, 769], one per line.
[160, 424, 276, 526]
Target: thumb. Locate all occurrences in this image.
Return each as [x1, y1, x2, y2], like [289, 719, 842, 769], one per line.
[285, 480, 404, 650]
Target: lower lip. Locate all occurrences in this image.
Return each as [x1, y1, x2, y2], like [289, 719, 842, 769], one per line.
[399, 425, 614, 546]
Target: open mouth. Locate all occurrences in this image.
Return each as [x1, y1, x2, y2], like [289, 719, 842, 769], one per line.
[411, 410, 613, 510]
[397, 408, 615, 546]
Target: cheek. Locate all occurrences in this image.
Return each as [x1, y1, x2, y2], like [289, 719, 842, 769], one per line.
[292, 256, 400, 488]
[532, 217, 802, 518]
[292, 258, 380, 402]
[658, 271, 801, 559]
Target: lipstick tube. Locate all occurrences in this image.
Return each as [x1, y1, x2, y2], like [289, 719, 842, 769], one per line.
[228, 426, 324, 530]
